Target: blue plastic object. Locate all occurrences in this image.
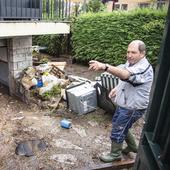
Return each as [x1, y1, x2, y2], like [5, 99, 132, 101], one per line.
[60, 119, 72, 129]
[37, 79, 43, 87]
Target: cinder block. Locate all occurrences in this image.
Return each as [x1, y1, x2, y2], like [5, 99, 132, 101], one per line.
[11, 54, 25, 62]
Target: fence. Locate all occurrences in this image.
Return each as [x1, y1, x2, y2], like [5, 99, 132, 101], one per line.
[42, 0, 71, 20]
[0, 0, 71, 20]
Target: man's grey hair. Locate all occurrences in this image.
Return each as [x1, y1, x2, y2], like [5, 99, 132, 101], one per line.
[130, 40, 146, 54]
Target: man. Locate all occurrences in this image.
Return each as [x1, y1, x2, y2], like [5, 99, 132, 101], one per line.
[89, 40, 154, 163]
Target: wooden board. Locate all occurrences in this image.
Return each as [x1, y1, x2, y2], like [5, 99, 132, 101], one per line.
[48, 62, 66, 71]
[91, 159, 135, 170]
[77, 159, 135, 170]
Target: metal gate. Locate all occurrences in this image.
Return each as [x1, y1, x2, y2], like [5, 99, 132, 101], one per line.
[0, 0, 42, 20]
[134, 3, 170, 170]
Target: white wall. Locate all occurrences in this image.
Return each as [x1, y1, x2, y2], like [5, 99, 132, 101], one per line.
[0, 22, 70, 38]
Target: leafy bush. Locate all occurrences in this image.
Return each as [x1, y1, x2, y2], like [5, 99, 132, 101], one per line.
[86, 0, 106, 13]
[33, 34, 69, 56]
[72, 8, 167, 67]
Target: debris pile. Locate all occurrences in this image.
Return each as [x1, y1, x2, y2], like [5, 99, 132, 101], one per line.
[16, 62, 69, 109]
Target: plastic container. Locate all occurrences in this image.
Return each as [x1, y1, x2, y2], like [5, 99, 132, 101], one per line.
[60, 119, 72, 129]
[37, 79, 43, 87]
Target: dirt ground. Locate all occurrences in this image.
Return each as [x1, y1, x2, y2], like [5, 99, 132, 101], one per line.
[0, 57, 144, 170]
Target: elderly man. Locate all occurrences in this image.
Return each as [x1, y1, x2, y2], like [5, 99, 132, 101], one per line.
[89, 40, 154, 162]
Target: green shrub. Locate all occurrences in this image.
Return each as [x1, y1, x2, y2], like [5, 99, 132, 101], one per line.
[72, 8, 167, 67]
[33, 34, 69, 56]
[86, 0, 106, 13]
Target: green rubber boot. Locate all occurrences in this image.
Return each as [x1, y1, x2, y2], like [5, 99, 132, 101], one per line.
[99, 141, 122, 163]
[122, 131, 138, 154]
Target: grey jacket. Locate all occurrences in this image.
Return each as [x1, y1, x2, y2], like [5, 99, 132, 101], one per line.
[113, 57, 154, 110]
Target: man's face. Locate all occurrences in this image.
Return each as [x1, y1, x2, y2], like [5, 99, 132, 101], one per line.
[127, 43, 145, 65]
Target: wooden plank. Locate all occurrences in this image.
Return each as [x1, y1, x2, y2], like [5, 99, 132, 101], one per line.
[78, 159, 135, 170]
[50, 64, 66, 79]
[48, 61, 66, 71]
[92, 159, 135, 170]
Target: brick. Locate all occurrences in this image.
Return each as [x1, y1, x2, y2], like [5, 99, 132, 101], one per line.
[11, 54, 25, 62]
[17, 60, 32, 70]
[25, 55, 32, 61]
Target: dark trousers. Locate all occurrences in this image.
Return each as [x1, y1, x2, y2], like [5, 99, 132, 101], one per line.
[110, 106, 145, 143]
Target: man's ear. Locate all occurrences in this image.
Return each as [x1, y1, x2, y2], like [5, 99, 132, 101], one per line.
[141, 51, 146, 57]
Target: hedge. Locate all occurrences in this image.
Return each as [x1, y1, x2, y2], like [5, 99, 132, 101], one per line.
[71, 8, 167, 67]
[33, 34, 69, 56]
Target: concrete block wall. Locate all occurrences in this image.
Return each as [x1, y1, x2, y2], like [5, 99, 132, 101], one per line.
[8, 36, 33, 95]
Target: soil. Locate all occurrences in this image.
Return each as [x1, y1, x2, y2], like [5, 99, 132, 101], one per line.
[0, 57, 144, 170]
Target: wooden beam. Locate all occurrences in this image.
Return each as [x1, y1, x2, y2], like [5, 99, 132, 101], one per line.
[92, 159, 135, 170]
[78, 159, 135, 170]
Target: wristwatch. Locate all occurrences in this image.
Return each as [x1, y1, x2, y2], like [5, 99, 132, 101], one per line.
[104, 64, 109, 71]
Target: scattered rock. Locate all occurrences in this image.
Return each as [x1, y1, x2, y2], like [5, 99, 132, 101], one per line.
[50, 154, 77, 164]
[11, 116, 25, 121]
[15, 139, 47, 157]
[88, 121, 98, 127]
[72, 125, 87, 137]
[54, 139, 83, 150]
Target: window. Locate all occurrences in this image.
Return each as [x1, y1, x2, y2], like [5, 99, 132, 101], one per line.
[114, 4, 120, 10]
[121, 4, 128, 10]
[157, 1, 166, 8]
[139, 3, 150, 8]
